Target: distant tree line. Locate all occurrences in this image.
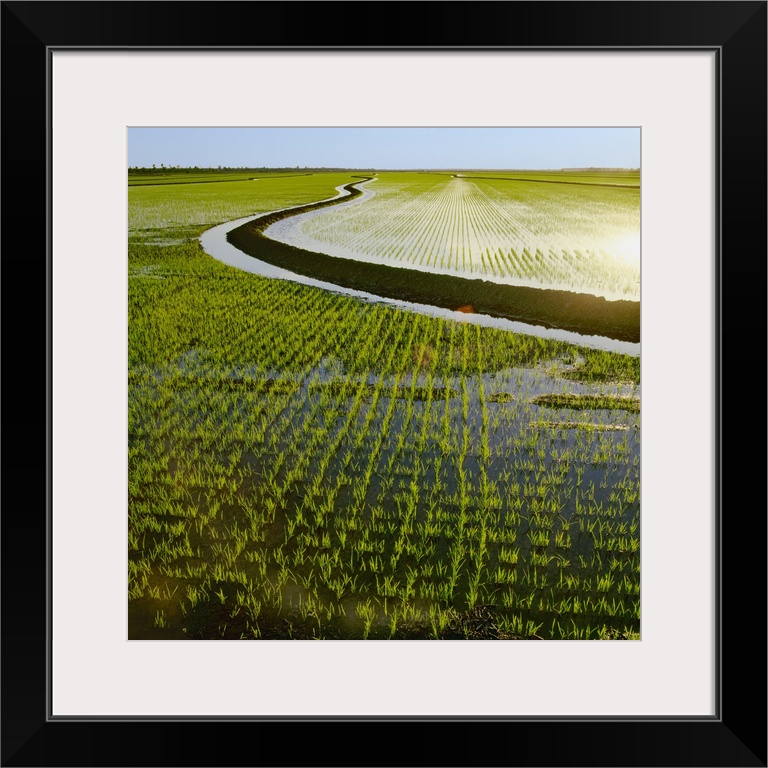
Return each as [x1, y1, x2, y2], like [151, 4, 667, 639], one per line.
[560, 167, 640, 172]
[128, 166, 376, 174]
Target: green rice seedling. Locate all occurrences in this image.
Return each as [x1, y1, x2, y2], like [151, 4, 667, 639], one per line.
[567, 620, 589, 639]
[146, 585, 161, 600]
[385, 602, 401, 639]
[550, 618, 569, 639]
[375, 573, 399, 597]
[160, 581, 179, 601]
[528, 529, 551, 548]
[596, 573, 616, 593]
[245, 596, 262, 623]
[465, 573, 482, 611]
[608, 556, 624, 572]
[401, 602, 425, 625]
[355, 599, 378, 640]
[608, 536, 640, 554]
[530, 551, 555, 567]
[501, 614, 544, 639]
[428, 604, 453, 640]
[327, 574, 353, 600]
[618, 574, 640, 595]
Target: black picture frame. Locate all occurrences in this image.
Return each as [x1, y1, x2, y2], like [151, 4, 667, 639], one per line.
[4, 2, 765, 765]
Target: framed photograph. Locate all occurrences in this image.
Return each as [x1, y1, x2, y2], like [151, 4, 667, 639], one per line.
[5, 1, 765, 765]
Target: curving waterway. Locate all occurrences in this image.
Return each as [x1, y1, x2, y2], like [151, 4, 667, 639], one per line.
[199, 181, 640, 356]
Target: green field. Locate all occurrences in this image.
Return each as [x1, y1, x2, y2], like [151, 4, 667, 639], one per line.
[128, 170, 321, 186]
[128, 171, 640, 640]
[128, 172, 357, 243]
[451, 170, 640, 187]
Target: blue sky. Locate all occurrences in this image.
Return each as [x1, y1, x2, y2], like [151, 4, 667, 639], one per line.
[128, 127, 640, 170]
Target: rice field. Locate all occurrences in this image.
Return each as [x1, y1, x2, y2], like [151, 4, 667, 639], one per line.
[128, 171, 640, 640]
[128, 172, 355, 244]
[128, 170, 319, 186]
[265, 172, 640, 301]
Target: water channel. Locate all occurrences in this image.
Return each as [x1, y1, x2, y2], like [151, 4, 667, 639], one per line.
[199, 181, 640, 356]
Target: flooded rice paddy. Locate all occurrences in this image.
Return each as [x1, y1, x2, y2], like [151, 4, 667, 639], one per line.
[129, 313, 639, 640]
[129, 171, 640, 640]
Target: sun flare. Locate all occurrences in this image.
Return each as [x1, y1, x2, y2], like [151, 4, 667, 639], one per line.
[610, 231, 641, 266]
